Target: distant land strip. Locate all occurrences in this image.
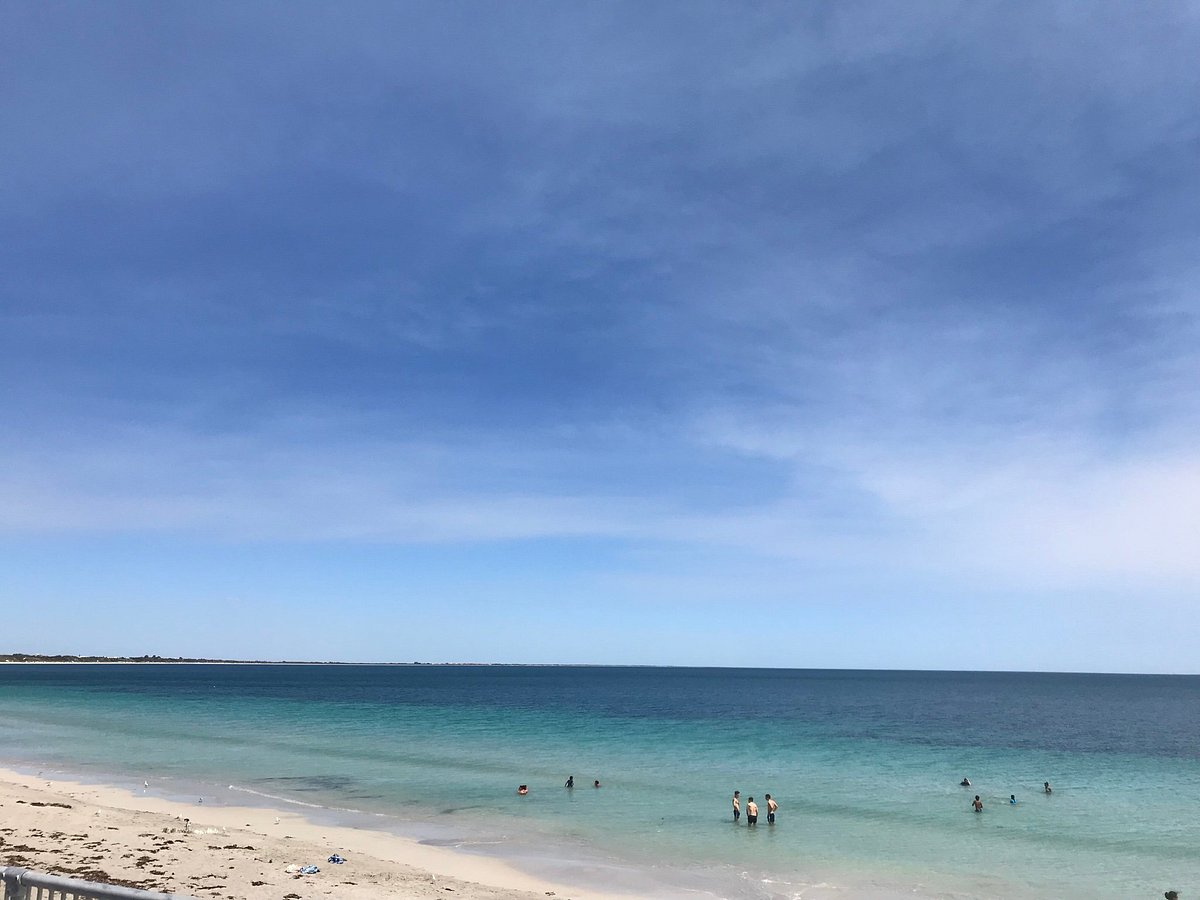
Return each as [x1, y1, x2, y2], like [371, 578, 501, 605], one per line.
[1, 653, 332, 663]
[0, 654, 532, 665]
[0, 653, 457, 665]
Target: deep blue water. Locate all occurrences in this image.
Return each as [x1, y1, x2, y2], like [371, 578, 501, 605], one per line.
[1, 665, 1197, 899]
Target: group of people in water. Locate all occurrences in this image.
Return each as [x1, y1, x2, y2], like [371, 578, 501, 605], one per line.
[516, 775, 600, 795]
[961, 777, 1053, 811]
[730, 789, 777, 825]
[521, 774, 1053, 822]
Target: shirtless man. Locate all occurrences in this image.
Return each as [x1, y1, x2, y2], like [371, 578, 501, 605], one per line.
[732, 790, 741, 822]
[765, 793, 778, 824]
[972, 795, 983, 812]
[746, 796, 759, 826]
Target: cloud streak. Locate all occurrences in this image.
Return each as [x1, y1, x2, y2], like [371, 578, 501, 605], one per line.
[3, 1, 1200, 665]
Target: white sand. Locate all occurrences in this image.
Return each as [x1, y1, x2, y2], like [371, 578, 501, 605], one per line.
[0, 767, 629, 900]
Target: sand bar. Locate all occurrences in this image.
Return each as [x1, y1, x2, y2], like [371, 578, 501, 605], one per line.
[0, 767, 629, 900]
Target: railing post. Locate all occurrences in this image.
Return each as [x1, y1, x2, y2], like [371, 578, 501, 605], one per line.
[1, 868, 195, 900]
[2, 867, 30, 900]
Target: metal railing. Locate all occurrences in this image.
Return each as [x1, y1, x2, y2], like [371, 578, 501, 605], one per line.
[1, 868, 196, 900]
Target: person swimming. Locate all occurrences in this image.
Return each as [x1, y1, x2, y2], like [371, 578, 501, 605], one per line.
[1043, 781, 1052, 794]
[960, 777, 971, 787]
[1010, 794, 1017, 804]
[593, 779, 601, 788]
[517, 784, 528, 795]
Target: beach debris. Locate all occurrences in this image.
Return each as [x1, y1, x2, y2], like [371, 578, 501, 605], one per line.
[326, 854, 345, 864]
[298, 865, 320, 875]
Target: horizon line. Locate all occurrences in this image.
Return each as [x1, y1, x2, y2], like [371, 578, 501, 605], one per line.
[1, 655, 1195, 677]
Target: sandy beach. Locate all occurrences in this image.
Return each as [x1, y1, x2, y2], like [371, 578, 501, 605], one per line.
[0, 768, 623, 900]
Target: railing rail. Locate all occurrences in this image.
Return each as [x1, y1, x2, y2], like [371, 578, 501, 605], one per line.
[1, 868, 196, 900]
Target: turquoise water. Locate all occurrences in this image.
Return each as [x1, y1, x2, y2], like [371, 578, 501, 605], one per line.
[0, 665, 1197, 898]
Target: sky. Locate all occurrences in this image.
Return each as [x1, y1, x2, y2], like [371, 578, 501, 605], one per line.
[2, 2, 1199, 671]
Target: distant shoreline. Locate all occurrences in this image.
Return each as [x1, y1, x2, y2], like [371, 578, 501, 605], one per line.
[0, 655, 472, 666]
[0, 655, 589, 666]
[1, 656, 1195, 675]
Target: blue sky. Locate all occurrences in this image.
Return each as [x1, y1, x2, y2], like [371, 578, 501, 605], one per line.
[2, 2, 1198, 671]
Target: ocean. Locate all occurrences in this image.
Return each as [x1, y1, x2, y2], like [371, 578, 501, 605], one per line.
[0, 664, 1196, 899]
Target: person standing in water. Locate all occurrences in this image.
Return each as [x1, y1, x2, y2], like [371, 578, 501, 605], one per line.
[1043, 781, 1053, 794]
[731, 790, 741, 822]
[565, 775, 574, 789]
[766, 793, 778, 824]
[973, 795, 983, 812]
[746, 796, 759, 825]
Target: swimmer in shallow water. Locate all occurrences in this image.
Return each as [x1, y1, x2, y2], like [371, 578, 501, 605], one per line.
[1043, 781, 1052, 794]
[1010, 794, 1017, 805]
[517, 784, 528, 795]
[960, 777, 971, 787]
[972, 795, 983, 812]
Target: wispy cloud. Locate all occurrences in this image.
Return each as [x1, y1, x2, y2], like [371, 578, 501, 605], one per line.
[3, 1, 1200, 664]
